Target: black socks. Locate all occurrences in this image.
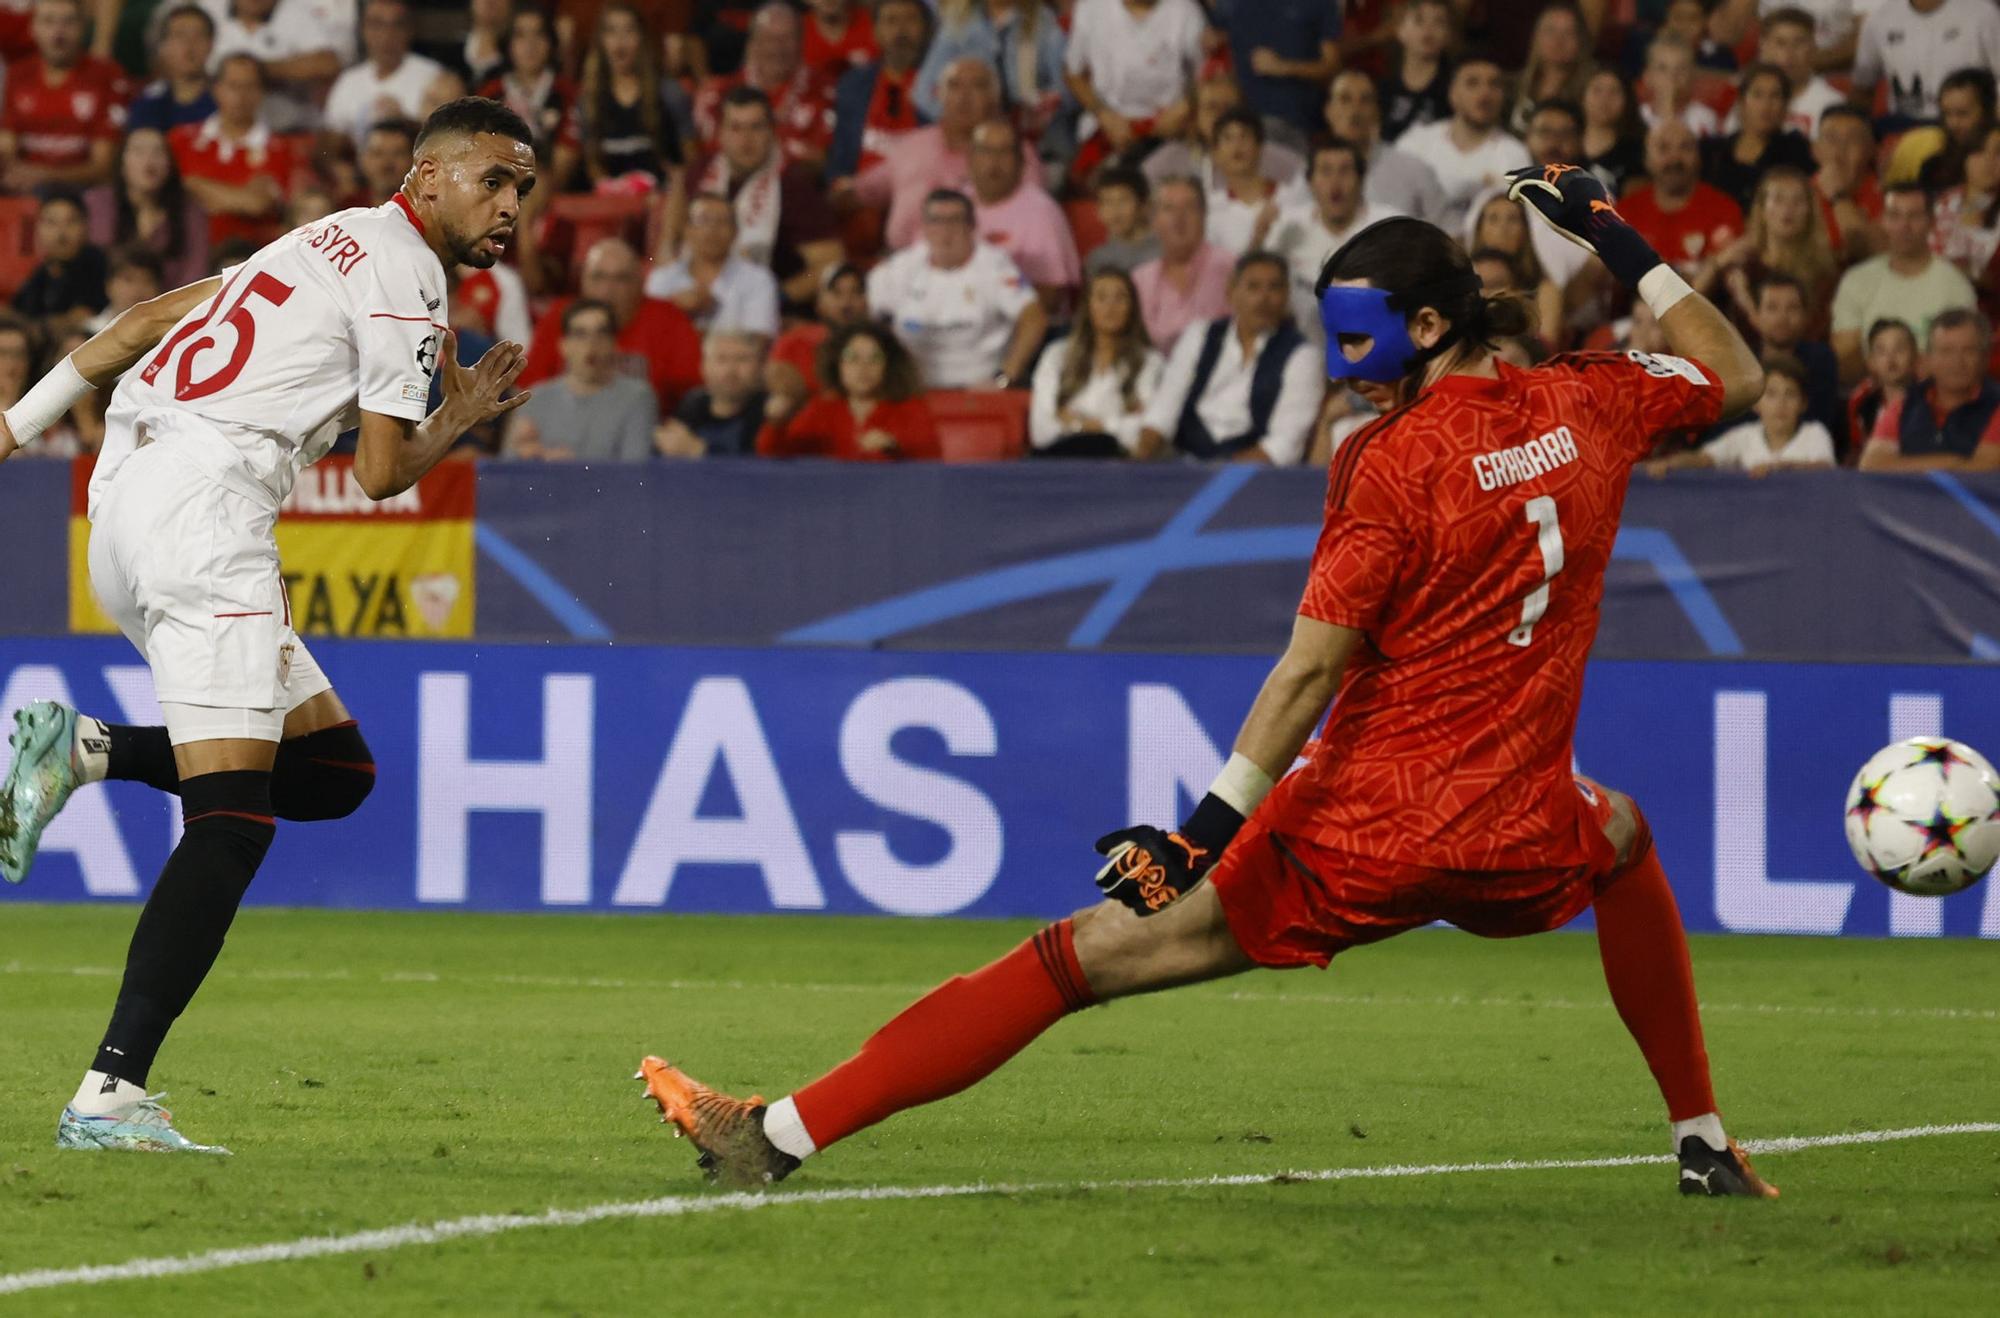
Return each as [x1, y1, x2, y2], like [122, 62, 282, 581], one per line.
[93, 771, 275, 1087]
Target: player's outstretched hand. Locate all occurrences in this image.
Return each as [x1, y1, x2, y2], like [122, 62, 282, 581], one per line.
[442, 332, 532, 427]
[1504, 163, 1662, 288]
[1094, 824, 1212, 916]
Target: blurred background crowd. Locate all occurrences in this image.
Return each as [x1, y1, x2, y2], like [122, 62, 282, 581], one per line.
[2, 0, 1998, 473]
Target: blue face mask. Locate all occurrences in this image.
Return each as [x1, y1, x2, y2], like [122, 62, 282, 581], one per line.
[1317, 284, 1421, 383]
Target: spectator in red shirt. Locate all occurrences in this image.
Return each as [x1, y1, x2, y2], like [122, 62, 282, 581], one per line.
[1617, 117, 1743, 280]
[82, 126, 209, 290]
[671, 86, 843, 306]
[1814, 104, 1884, 264]
[764, 260, 867, 424]
[0, 0, 131, 191]
[519, 236, 704, 411]
[801, 0, 876, 82]
[826, 0, 928, 181]
[1847, 316, 1917, 457]
[1860, 309, 2000, 473]
[692, 2, 834, 170]
[169, 53, 298, 249]
[757, 321, 940, 461]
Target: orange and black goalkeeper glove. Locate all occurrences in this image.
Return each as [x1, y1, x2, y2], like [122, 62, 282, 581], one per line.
[1504, 162, 1665, 289]
[1093, 794, 1245, 916]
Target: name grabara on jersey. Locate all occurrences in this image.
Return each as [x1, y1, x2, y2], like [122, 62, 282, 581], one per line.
[1473, 425, 1579, 492]
[304, 216, 372, 276]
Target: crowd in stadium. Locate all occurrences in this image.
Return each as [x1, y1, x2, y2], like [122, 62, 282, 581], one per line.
[1, 0, 1998, 472]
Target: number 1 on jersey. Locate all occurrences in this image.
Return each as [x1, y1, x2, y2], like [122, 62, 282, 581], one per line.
[1507, 496, 1565, 647]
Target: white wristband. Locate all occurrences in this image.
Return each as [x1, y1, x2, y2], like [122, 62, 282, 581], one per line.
[1637, 264, 1694, 320]
[1208, 752, 1275, 818]
[3, 354, 92, 446]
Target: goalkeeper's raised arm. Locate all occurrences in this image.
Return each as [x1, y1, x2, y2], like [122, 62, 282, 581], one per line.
[1507, 164, 1764, 419]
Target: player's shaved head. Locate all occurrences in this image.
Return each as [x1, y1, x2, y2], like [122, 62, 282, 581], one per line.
[406, 97, 537, 270]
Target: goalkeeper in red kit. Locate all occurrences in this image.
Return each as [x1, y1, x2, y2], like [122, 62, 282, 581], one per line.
[637, 164, 1781, 1199]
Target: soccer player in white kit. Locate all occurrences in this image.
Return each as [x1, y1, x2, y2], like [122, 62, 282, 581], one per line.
[0, 98, 538, 1154]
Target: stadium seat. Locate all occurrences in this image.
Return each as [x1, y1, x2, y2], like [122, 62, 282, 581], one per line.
[1063, 198, 1107, 261]
[0, 196, 40, 299]
[929, 389, 1030, 462]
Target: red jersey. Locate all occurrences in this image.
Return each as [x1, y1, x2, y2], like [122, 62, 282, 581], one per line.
[1288, 351, 1725, 872]
[519, 294, 702, 411]
[1618, 183, 1743, 276]
[169, 117, 300, 246]
[802, 8, 876, 81]
[855, 66, 920, 173]
[692, 67, 833, 166]
[756, 393, 939, 461]
[1, 54, 130, 167]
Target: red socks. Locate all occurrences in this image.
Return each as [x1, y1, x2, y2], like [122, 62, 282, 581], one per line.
[1592, 821, 1718, 1122]
[791, 920, 1095, 1151]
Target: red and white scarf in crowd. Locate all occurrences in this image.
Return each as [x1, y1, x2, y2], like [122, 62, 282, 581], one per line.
[697, 151, 782, 270]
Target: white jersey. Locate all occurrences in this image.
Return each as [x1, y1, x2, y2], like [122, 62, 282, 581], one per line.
[1854, 0, 2000, 121]
[91, 195, 447, 520]
[867, 241, 1035, 389]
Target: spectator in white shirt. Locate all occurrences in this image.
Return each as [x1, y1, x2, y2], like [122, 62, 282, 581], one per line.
[1396, 58, 1533, 231]
[1268, 139, 1402, 343]
[1138, 252, 1324, 464]
[643, 192, 781, 337]
[321, 0, 446, 147]
[1640, 33, 1721, 138]
[866, 188, 1047, 389]
[1204, 109, 1307, 256]
[1760, 0, 1860, 71]
[1749, 7, 1847, 136]
[1652, 352, 1836, 474]
[1853, 0, 2000, 127]
[1064, 0, 1206, 181]
[209, 0, 351, 132]
[1029, 267, 1165, 457]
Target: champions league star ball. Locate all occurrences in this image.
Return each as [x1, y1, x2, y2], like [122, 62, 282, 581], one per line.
[1844, 738, 2000, 897]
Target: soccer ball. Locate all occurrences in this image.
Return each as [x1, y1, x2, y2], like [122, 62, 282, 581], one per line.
[1844, 738, 2000, 897]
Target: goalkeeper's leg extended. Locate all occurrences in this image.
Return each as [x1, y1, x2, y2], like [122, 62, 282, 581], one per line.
[637, 882, 1255, 1187]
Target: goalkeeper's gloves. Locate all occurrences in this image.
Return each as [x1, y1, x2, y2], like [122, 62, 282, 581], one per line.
[1504, 163, 1665, 289]
[1093, 793, 1245, 916]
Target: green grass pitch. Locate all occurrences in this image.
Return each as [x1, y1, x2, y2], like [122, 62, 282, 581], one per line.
[1, 904, 1996, 1315]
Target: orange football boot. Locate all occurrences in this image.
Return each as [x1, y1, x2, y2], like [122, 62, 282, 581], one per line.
[635, 1056, 799, 1188]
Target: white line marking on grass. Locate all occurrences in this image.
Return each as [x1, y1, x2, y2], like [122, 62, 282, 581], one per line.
[4, 962, 1998, 1023]
[1, 1123, 1994, 1299]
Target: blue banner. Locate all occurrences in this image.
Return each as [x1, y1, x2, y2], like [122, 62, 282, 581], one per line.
[2, 638, 1994, 938]
[9, 461, 2000, 661]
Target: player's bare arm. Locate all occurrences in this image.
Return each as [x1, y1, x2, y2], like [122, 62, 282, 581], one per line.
[1507, 164, 1764, 417]
[0, 277, 224, 463]
[354, 336, 530, 500]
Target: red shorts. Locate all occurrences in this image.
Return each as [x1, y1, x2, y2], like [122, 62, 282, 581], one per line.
[1210, 777, 1624, 970]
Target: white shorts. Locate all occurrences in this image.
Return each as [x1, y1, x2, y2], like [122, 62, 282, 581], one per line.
[86, 442, 331, 745]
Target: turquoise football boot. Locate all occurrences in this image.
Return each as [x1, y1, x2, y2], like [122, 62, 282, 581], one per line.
[57, 1097, 231, 1156]
[1, 700, 82, 884]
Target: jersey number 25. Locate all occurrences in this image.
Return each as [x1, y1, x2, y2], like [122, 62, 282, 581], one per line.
[141, 271, 296, 403]
[1507, 496, 1565, 647]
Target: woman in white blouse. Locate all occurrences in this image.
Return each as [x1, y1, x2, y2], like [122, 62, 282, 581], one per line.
[1029, 268, 1165, 457]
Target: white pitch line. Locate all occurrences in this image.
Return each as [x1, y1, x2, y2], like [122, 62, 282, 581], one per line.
[3, 960, 1995, 1023]
[0, 1123, 1994, 1299]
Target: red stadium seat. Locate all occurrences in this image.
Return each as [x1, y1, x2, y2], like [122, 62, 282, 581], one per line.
[0, 196, 40, 299]
[1063, 198, 1107, 261]
[929, 389, 1029, 462]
